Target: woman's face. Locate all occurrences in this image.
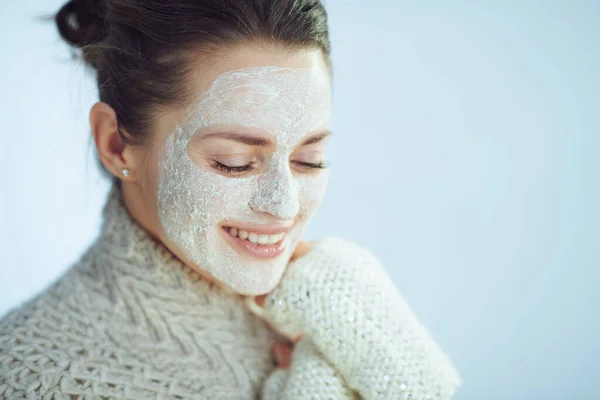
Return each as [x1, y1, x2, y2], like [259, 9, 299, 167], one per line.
[126, 46, 331, 296]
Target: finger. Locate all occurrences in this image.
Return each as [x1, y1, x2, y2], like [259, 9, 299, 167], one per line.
[272, 343, 293, 369]
[292, 333, 304, 343]
[290, 240, 312, 262]
[254, 293, 267, 308]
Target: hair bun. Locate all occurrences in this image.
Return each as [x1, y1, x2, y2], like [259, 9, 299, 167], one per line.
[55, 0, 107, 48]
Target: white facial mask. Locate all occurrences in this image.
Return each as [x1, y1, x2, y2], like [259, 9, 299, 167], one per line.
[157, 66, 331, 295]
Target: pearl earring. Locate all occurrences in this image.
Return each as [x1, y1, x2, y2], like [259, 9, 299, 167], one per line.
[121, 168, 130, 177]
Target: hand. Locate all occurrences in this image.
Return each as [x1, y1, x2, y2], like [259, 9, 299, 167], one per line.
[255, 240, 311, 369]
[259, 237, 463, 399]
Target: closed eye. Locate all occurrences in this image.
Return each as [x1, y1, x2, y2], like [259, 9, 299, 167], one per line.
[292, 160, 329, 170]
[211, 161, 255, 175]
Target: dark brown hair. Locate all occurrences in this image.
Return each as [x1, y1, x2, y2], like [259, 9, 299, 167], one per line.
[54, 0, 331, 175]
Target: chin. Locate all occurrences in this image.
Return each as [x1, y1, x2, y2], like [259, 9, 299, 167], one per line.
[225, 264, 286, 296]
[180, 223, 304, 297]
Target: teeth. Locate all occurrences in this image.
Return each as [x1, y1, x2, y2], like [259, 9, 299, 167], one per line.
[269, 233, 282, 243]
[226, 227, 285, 245]
[257, 234, 269, 244]
[248, 232, 258, 244]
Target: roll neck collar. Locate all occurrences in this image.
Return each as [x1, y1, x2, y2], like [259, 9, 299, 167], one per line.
[67, 180, 282, 359]
[94, 181, 227, 297]
[89, 181, 275, 327]
[99, 182, 185, 266]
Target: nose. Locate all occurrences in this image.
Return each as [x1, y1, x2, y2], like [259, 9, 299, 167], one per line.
[249, 167, 299, 221]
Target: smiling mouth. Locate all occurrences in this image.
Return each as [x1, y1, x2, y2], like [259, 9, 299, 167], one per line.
[224, 227, 286, 245]
[221, 226, 288, 260]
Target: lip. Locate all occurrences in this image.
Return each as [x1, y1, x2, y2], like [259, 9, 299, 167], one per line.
[219, 223, 291, 260]
[219, 221, 293, 235]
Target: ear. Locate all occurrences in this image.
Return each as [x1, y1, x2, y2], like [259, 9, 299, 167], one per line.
[89, 101, 136, 181]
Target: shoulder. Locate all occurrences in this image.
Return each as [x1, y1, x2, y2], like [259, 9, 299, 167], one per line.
[0, 262, 97, 396]
[0, 258, 92, 334]
[0, 289, 69, 396]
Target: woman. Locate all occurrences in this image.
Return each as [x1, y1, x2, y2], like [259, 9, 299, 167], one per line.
[0, 0, 462, 398]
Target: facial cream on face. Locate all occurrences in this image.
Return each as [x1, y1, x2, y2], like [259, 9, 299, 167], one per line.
[156, 65, 331, 295]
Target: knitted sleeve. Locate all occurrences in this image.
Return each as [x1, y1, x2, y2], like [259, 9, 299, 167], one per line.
[261, 335, 359, 399]
[260, 237, 463, 400]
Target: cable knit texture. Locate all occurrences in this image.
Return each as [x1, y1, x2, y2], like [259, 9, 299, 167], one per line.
[0, 182, 462, 399]
[0, 183, 284, 399]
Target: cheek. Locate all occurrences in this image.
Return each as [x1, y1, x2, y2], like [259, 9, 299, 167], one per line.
[159, 130, 258, 229]
[185, 165, 258, 224]
[298, 171, 329, 215]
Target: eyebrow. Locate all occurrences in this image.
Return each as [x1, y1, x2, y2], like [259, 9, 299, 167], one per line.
[301, 130, 331, 146]
[200, 132, 272, 146]
[200, 130, 331, 147]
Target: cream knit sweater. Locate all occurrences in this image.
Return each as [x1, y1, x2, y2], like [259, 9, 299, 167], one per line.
[0, 183, 462, 399]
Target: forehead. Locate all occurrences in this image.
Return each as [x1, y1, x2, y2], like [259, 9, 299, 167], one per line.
[179, 66, 331, 143]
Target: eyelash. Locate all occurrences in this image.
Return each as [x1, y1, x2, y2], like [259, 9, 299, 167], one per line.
[293, 161, 329, 170]
[211, 160, 328, 175]
[212, 161, 255, 174]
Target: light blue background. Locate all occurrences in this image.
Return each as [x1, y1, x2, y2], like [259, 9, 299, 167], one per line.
[1, 1, 598, 399]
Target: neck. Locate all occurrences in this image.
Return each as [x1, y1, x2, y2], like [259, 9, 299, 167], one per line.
[108, 179, 241, 297]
